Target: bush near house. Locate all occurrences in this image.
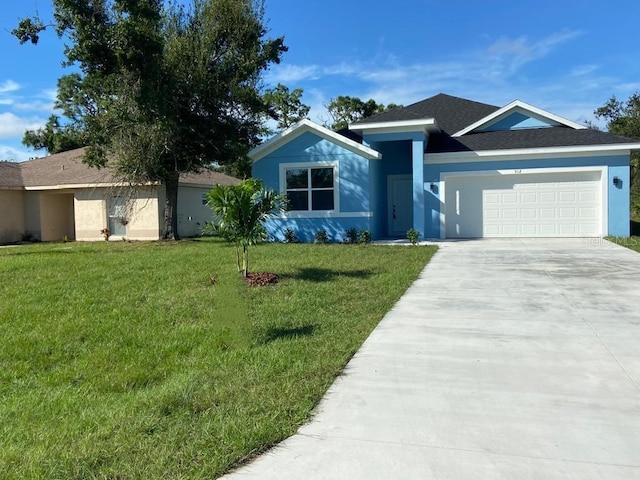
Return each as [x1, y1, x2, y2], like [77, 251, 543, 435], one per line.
[0, 239, 436, 479]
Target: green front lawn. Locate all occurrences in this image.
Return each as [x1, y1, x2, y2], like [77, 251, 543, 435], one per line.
[609, 235, 640, 253]
[0, 239, 435, 479]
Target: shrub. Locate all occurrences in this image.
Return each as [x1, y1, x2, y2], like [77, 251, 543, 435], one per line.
[406, 228, 420, 245]
[358, 230, 372, 244]
[205, 179, 285, 276]
[20, 230, 36, 242]
[283, 228, 298, 243]
[343, 227, 358, 244]
[314, 230, 329, 244]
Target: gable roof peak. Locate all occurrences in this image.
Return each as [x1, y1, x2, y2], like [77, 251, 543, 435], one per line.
[249, 118, 381, 162]
[452, 99, 587, 137]
[351, 93, 499, 134]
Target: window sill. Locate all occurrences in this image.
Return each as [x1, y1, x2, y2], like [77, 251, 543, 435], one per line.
[275, 211, 373, 219]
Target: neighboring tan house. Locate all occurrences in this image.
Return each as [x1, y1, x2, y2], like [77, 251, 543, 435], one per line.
[0, 148, 240, 244]
[251, 93, 640, 241]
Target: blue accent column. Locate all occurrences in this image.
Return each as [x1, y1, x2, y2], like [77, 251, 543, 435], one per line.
[608, 165, 630, 236]
[412, 139, 425, 238]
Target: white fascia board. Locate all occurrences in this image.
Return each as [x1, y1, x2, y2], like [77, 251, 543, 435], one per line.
[23, 181, 159, 191]
[177, 182, 216, 189]
[249, 118, 381, 162]
[350, 118, 440, 135]
[452, 100, 587, 137]
[425, 143, 640, 164]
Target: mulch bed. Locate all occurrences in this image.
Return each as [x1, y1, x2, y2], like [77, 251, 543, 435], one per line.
[245, 272, 278, 287]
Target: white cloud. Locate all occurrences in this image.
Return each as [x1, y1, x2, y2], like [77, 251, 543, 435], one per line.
[266, 64, 321, 84]
[483, 30, 584, 77]
[570, 65, 599, 77]
[0, 112, 47, 139]
[0, 144, 33, 162]
[264, 29, 617, 126]
[0, 80, 20, 94]
[13, 100, 56, 112]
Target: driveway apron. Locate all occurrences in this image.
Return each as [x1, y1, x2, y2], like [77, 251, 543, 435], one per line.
[222, 238, 640, 479]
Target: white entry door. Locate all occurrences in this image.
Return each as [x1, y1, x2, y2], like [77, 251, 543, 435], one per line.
[444, 170, 603, 238]
[388, 175, 413, 236]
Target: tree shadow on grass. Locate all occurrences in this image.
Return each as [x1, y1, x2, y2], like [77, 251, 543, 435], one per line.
[280, 267, 375, 283]
[261, 324, 317, 344]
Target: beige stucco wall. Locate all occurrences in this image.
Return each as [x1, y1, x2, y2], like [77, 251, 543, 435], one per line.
[75, 187, 161, 241]
[75, 189, 107, 241]
[0, 189, 25, 244]
[177, 185, 214, 237]
[24, 191, 42, 240]
[40, 193, 75, 241]
[125, 187, 161, 240]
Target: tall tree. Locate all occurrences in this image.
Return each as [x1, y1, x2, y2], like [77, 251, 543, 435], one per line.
[13, 0, 286, 239]
[324, 96, 402, 130]
[594, 93, 640, 220]
[22, 114, 87, 154]
[263, 83, 310, 131]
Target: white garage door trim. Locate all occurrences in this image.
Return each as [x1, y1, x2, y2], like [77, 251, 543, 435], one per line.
[439, 166, 608, 239]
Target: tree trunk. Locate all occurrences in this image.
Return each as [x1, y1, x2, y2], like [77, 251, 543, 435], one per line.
[243, 244, 248, 277]
[163, 174, 180, 240]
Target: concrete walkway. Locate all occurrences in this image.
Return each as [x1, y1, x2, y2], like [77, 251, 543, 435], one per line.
[222, 238, 640, 479]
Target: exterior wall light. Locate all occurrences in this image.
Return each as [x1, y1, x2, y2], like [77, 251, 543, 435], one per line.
[613, 176, 622, 187]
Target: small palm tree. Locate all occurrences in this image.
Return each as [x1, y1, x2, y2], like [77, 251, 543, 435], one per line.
[206, 179, 284, 277]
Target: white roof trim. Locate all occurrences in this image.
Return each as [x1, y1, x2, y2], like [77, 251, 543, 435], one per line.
[23, 181, 159, 191]
[425, 143, 640, 164]
[249, 118, 381, 162]
[350, 118, 440, 135]
[452, 100, 587, 137]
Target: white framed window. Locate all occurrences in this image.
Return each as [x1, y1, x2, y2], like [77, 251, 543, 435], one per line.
[280, 162, 339, 212]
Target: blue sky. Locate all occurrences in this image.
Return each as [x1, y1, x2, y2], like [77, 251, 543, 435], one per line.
[1, 0, 639, 161]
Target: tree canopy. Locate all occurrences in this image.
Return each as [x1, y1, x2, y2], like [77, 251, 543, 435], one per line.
[594, 93, 640, 220]
[14, 0, 286, 239]
[263, 83, 310, 131]
[324, 96, 402, 130]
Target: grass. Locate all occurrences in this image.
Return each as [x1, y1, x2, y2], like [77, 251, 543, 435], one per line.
[0, 239, 436, 479]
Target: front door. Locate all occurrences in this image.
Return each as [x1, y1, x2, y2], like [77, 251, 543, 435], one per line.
[107, 197, 127, 237]
[387, 175, 413, 236]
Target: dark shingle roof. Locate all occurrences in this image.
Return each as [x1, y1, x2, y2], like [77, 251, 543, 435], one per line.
[0, 162, 23, 188]
[352, 92, 639, 152]
[0, 148, 240, 189]
[426, 127, 638, 153]
[354, 93, 500, 134]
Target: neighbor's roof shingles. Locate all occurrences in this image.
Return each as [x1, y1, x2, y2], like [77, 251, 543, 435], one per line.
[0, 162, 24, 189]
[0, 148, 239, 189]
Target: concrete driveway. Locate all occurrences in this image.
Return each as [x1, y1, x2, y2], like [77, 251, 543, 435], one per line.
[222, 238, 640, 479]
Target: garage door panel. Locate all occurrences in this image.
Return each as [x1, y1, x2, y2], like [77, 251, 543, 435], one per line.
[540, 192, 556, 203]
[559, 208, 577, 218]
[485, 209, 499, 220]
[559, 191, 576, 203]
[445, 170, 602, 238]
[580, 191, 597, 202]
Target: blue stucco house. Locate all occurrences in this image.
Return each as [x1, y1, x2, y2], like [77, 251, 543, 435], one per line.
[250, 93, 640, 241]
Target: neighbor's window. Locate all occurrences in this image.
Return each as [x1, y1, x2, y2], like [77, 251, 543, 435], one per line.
[285, 167, 335, 211]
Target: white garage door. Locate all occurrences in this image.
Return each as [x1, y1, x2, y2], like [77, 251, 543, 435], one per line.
[444, 170, 602, 238]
